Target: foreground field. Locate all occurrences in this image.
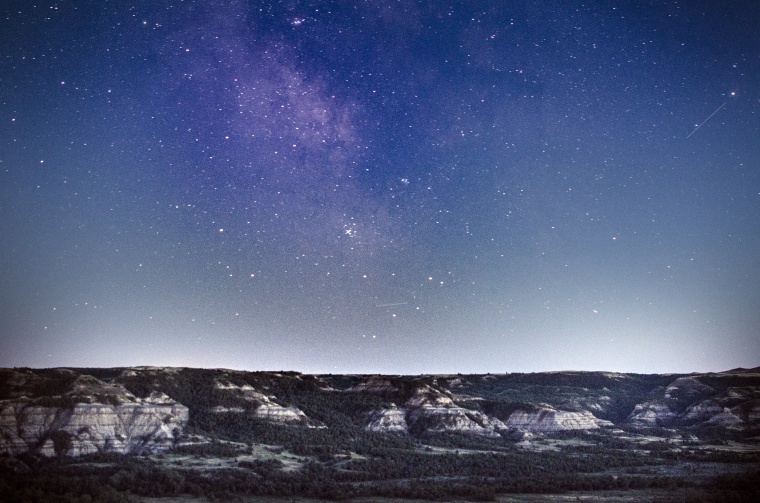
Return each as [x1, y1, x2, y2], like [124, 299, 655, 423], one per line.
[3, 424, 758, 502]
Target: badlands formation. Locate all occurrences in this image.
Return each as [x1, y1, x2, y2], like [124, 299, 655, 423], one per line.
[1, 366, 759, 457]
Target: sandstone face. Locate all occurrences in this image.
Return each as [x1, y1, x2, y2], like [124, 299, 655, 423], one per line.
[212, 378, 311, 424]
[505, 406, 612, 432]
[0, 403, 28, 455]
[3, 366, 759, 460]
[364, 385, 508, 437]
[626, 372, 760, 429]
[682, 400, 724, 423]
[17, 405, 59, 444]
[364, 382, 612, 436]
[664, 377, 716, 402]
[724, 386, 760, 401]
[403, 385, 506, 437]
[211, 406, 245, 413]
[214, 379, 271, 402]
[116, 392, 188, 443]
[347, 376, 399, 393]
[366, 407, 408, 433]
[407, 406, 506, 437]
[254, 403, 309, 422]
[705, 408, 743, 427]
[404, 385, 456, 408]
[0, 376, 188, 457]
[366, 404, 508, 437]
[627, 401, 678, 425]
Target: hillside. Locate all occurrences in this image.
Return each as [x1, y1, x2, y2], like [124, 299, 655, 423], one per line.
[1, 366, 759, 501]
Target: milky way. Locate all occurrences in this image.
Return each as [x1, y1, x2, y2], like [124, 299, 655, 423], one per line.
[1, 1, 759, 373]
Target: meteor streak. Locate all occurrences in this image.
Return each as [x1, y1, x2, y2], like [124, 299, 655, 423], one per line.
[686, 102, 726, 139]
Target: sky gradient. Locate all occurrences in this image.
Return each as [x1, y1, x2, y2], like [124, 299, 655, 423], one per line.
[1, 1, 759, 374]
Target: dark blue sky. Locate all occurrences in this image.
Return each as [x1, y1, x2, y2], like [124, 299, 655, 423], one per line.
[1, 1, 759, 373]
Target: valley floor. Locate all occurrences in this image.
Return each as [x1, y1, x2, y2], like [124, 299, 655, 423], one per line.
[131, 485, 758, 503]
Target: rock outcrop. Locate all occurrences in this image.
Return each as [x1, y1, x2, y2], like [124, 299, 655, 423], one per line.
[682, 400, 724, 423]
[364, 385, 507, 436]
[364, 384, 610, 436]
[664, 376, 716, 402]
[705, 408, 743, 427]
[254, 402, 309, 422]
[0, 387, 187, 457]
[366, 406, 408, 433]
[403, 386, 507, 437]
[504, 405, 612, 432]
[2, 366, 759, 459]
[212, 379, 311, 424]
[623, 369, 760, 429]
[347, 376, 399, 394]
[627, 401, 679, 426]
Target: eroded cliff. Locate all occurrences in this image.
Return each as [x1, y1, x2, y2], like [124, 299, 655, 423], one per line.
[0, 370, 187, 456]
[1, 366, 758, 458]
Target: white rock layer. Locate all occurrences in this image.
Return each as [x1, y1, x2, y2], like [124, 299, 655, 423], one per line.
[0, 390, 188, 457]
[505, 406, 612, 432]
[366, 407, 408, 433]
[627, 402, 678, 425]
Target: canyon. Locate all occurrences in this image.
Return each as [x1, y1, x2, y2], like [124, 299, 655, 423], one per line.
[1, 366, 758, 458]
[1, 366, 759, 501]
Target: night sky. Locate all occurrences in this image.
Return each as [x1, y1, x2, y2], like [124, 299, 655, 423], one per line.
[2, 1, 759, 374]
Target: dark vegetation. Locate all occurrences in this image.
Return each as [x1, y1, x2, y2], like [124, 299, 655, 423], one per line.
[2, 447, 759, 502]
